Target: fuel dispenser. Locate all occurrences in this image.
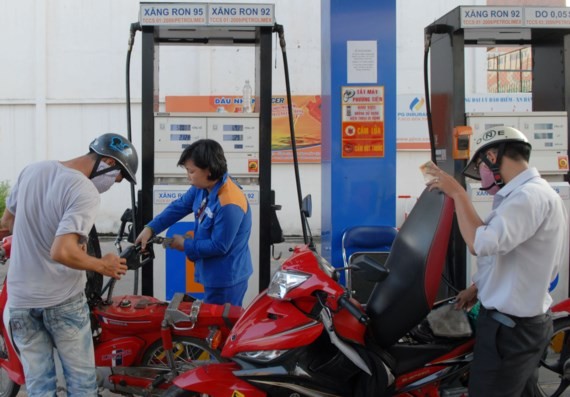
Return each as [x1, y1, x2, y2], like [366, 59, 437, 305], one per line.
[138, 3, 275, 305]
[426, 6, 570, 297]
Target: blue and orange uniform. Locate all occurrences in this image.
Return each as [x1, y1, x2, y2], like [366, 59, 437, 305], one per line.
[148, 173, 253, 306]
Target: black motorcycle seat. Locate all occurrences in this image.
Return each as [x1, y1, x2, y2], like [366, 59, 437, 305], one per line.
[366, 188, 455, 348]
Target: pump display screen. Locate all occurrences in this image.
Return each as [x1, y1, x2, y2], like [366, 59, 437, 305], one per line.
[223, 134, 244, 141]
[223, 124, 244, 132]
[170, 124, 192, 131]
[534, 132, 553, 140]
[170, 134, 192, 141]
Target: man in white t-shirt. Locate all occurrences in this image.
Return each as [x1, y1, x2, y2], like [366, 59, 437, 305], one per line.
[0, 133, 138, 397]
[426, 126, 568, 397]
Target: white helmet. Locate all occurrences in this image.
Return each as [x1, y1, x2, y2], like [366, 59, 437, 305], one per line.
[462, 126, 531, 180]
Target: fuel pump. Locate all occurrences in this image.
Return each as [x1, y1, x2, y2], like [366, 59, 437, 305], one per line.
[425, 5, 570, 298]
[137, 2, 276, 306]
[152, 112, 262, 303]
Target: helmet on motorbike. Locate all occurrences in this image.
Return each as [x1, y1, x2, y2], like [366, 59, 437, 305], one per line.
[89, 133, 138, 184]
[462, 126, 531, 184]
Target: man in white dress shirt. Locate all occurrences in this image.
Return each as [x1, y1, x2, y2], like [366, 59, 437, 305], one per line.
[427, 126, 568, 396]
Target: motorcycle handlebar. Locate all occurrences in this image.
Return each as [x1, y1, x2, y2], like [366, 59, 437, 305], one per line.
[338, 296, 369, 325]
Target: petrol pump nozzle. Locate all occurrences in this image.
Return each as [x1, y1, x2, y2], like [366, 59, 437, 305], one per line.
[424, 24, 453, 51]
[128, 22, 141, 51]
[273, 23, 286, 51]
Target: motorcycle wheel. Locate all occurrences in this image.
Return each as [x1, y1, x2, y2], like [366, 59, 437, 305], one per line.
[0, 333, 20, 397]
[537, 317, 570, 396]
[141, 336, 223, 370]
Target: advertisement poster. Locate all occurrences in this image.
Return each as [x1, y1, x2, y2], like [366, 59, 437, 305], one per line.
[165, 95, 322, 163]
[340, 86, 385, 158]
[396, 93, 532, 150]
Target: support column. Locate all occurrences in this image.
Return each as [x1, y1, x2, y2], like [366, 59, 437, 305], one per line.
[320, 0, 397, 269]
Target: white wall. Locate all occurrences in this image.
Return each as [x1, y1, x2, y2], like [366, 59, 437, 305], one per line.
[0, 0, 321, 234]
[0, 0, 486, 235]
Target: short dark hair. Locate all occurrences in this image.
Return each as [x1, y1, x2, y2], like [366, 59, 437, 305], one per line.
[177, 139, 228, 181]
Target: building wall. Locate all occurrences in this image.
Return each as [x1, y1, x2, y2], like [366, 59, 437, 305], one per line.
[0, 0, 537, 235]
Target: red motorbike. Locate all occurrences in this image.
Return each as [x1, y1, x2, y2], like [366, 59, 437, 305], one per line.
[159, 188, 570, 397]
[0, 219, 243, 397]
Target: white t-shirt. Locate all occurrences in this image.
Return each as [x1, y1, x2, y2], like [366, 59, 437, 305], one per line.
[473, 167, 569, 317]
[6, 161, 100, 308]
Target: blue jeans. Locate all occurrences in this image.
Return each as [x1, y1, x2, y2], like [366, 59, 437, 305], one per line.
[9, 292, 97, 397]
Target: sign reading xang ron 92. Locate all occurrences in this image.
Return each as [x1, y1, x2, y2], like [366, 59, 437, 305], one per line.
[139, 3, 275, 26]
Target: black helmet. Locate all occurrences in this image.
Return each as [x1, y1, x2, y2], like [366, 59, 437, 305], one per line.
[89, 133, 138, 184]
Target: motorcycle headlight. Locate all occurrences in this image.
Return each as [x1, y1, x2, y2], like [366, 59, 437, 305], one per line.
[236, 349, 288, 363]
[267, 270, 310, 300]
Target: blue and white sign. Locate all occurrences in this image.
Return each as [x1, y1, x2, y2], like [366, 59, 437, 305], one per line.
[208, 3, 275, 26]
[154, 190, 185, 205]
[461, 7, 524, 28]
[243, 189, 259, 205]
[140, 3, 207, 26]
[525, 7, 570, 28]
[460, 6, 570, 29]
[140, 3, 274, 26]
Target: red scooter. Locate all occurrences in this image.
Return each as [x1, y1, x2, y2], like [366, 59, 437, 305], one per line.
[0, 219, 243, 397]
[160, 189, 570, 397]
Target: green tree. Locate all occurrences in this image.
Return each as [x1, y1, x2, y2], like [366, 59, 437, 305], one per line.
[0, 181, 10, 218]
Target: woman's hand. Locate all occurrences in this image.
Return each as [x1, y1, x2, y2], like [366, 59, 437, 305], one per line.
[168, 234, 187, 251]
[135, 226, 153, 250]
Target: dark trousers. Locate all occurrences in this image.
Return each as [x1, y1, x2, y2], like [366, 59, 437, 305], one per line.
[469, 307, 552, 397]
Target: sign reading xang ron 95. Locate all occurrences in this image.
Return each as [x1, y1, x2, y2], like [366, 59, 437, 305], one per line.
[139, 3, 275, 26]
[341, 86, 385, 158]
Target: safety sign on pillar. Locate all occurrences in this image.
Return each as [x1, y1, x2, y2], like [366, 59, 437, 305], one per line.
[341, 86, 385, 158]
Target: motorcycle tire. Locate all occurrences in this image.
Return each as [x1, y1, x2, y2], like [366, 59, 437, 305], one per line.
[141, 336, 223, 370]
[0, 332, 19, 397]
[537, 316, 570, 396]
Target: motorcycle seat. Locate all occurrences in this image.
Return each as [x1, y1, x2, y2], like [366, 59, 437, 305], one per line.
[366, 188, 455, 348]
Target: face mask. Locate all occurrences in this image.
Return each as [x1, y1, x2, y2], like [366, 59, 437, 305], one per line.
[479, 163, 501, 195]
[91, 162, 120, 194]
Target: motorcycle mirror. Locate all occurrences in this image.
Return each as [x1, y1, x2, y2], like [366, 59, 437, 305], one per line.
[301, 195, 312, 218]
[351, 255, 390, 282]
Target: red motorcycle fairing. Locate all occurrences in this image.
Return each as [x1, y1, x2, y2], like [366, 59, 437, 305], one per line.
[94, 295, 166, 338]
[394, 339, 474, 390]
[0, 284, 24, 385]
[551, 299, 570, 314]
[94, 295, 243, 344]
[278, 247, 346, 304]
[95, 336, 146, 367]
[222, 292, 323, 357]
[332, 298, 366, 345]
[172, 362, 266, 397]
